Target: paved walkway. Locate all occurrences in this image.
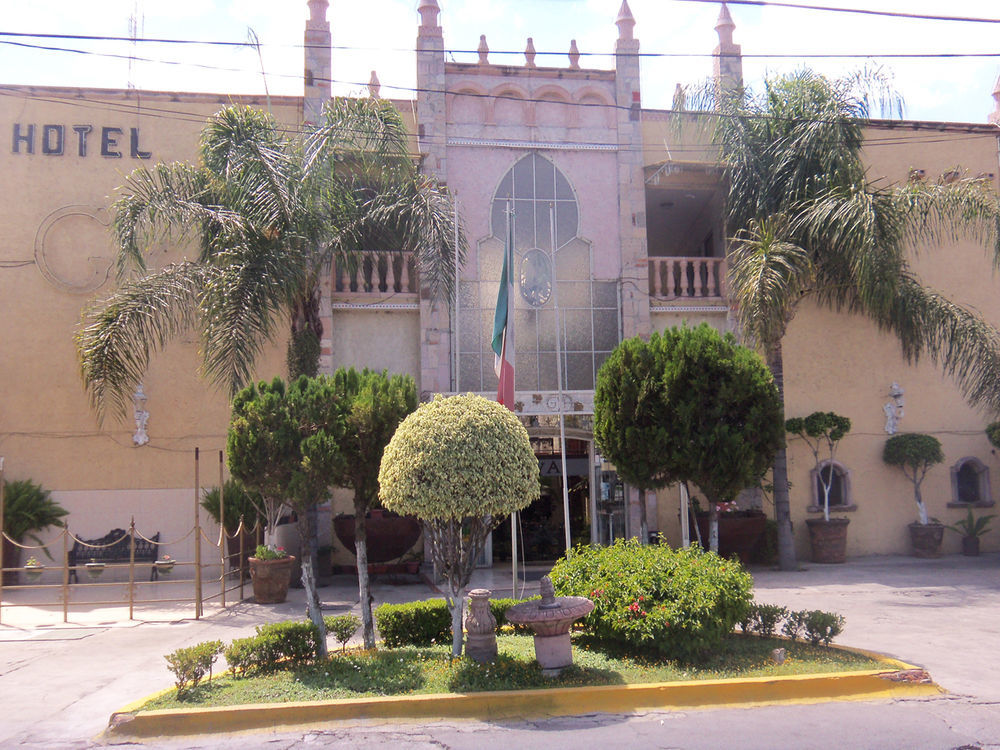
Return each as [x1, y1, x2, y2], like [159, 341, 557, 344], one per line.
[0, 553, 997, 747]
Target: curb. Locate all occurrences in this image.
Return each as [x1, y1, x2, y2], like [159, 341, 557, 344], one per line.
[106, 659, 941, 739]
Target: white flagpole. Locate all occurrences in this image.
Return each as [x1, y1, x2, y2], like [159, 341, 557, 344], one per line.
[453, 190, 460, 392]
[506, 200, 518, 594]
[550, 202, 572, 553]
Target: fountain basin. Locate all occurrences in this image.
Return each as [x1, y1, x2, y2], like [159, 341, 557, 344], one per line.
[504, 576, 594, 673]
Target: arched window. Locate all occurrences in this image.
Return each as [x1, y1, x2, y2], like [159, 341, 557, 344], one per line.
[950, 457, 992, 506]
[809, 461, 854, 511]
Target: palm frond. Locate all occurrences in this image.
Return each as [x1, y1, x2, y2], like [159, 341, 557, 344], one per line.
[877, 275, 1000, 413]
[112, 162, 241, 276]
[728, 218, 814, 346]
[76, 262, 210, 420]
[200, 241, 308, 397]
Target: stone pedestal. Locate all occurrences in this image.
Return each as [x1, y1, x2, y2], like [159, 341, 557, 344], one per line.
[464, 588, 497, 664]
[533, 633, 573, 674]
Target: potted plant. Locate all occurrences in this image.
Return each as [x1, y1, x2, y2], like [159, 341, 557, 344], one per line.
[85, 559, 106, 579]
[692, 499, 768, 564]
[23, 556, 44, 583]
[247, 544, 294, 603]
[786, 412, 852, 563]
[946, 508, 995, 556]
[201, 479, 266, 574]
[883, 433, 945, 557]
[2, 478, 68, 585]
[154, 554, 175, 577]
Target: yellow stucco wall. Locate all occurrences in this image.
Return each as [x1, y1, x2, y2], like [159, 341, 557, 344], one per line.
[651, 124, 1000, 558]
[0, 88, 298, 550]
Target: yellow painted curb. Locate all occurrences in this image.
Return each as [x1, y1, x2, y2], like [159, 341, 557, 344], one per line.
[106, 664, 941, 739]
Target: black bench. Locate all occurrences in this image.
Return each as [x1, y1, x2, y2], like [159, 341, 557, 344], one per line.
[67, 528, 161, 582]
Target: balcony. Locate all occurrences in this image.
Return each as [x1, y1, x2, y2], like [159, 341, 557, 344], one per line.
[331, 251, 418, 305]
[646, 256, 727, 304]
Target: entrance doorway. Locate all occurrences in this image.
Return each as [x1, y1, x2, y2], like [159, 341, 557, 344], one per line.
[492, 437, 591, 564]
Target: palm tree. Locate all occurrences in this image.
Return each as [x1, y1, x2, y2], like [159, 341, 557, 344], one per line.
[78, 97, 464, 420]
[710, 70, 1000, 570]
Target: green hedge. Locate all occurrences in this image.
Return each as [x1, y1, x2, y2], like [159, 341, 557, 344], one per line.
[224, 620, 320, 677]
[374, 599, 452, 647]
[550, 539, 754, 661]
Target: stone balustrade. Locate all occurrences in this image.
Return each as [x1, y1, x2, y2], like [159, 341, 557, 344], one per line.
[332, 251, 417, 296]
[647, 256, 727, 301]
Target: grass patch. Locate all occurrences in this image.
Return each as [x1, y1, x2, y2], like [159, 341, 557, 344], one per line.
[142, 633, 885, 710]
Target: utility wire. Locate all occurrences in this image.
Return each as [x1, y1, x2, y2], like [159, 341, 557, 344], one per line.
[671, 0, 1000, 24]
[7, 34, 1000, 62]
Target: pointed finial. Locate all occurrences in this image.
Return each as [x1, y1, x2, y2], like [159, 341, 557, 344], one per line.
[478, 34, 489, 64]
[368, 70, 381, 98]
[417, 0, 440, 29]
[568, 39, 580, 69]
[716, 2, 735, 45]
[307, 0, 329, 25]
[672, 83, 686, 110]
[525, 38, 536, 68]
[616, 0, 636, 41]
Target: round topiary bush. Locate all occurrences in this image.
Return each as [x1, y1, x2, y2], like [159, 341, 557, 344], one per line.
[549, 540, 754, 662]
[379, 393, 540, 655]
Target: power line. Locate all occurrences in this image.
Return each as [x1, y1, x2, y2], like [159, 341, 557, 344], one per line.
[7, 33, 1000, 62]
[671, 0, 1000, 24]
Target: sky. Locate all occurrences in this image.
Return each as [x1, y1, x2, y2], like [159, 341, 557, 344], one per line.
[2, 0, 999, 124]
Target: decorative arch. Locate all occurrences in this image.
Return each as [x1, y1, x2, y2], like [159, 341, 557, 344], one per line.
[447, 84, 489, 124]
[950, 456, 993, 506]
[491, 84, 531, 125]
[533, 84, 572, 128]
[575, 86, 615, 129]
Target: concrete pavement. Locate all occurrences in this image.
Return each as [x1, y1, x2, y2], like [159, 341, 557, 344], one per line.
[0, 553, 998, 747]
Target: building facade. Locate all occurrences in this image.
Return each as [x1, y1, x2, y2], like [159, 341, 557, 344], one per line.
[2, 0, 999, 567]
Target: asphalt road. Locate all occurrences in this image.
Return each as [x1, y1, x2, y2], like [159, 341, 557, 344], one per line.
[1, 554, 998, 749]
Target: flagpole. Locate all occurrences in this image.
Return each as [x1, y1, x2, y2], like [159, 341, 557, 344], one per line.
[453, 190, 460, 392]
[550, 202, 572, 554]
[503, 200, 517, 594]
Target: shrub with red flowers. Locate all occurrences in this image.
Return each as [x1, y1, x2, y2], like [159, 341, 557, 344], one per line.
[550, 539, 753, 661]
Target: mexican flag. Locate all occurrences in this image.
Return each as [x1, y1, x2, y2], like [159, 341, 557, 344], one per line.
[492, 207, 515, 409]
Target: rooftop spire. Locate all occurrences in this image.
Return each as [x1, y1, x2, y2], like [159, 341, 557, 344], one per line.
[616, 0, 635, 41]
[417, 0, 440, 31]
[478, 34, 489, 64]
[715, 2, 735, 46]
[368, 70, 381, 98]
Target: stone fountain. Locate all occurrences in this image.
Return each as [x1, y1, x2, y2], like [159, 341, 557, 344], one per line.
[504, 575, 594, 675]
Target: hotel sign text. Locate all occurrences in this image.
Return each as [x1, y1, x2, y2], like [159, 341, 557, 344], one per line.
[11, 123, 151, 159]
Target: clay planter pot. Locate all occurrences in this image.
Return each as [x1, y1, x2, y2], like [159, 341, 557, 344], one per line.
[908, 522, 944, 558]
[334, 509, 422, 565]
[961, 535, 980, 556]
[806, 517, 850, 564]
[694, 510, 767, 564]
[248, 555, 295, 604]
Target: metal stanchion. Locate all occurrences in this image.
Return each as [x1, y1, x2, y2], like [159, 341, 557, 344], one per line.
[219, 450, 225, 609]
[194, 447, 203, 619]
[62, 526, 69, 623]
[238, 515, 246, 602]
[128, 519, 136, 620]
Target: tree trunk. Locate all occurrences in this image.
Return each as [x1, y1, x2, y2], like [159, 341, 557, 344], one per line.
[297, 512, 328, 659]
[766, 340, 798, 572]
[354, 497, 376, 649]
[448, 590, 464, 658]
[709, 500, 720, 553]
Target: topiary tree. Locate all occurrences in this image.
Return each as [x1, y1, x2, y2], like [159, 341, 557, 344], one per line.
[785, 412, 851, 521]
[882, 433, 944, 526]
[378, 394, 539, 656]
[595, 324, 783, 553]
[986, 421, 1000, 451]
[326, 367, 418, 650]
[228, 375, 347, 657]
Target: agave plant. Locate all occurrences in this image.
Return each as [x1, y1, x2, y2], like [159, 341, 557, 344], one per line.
[946, 508, 995, 539]
[3, 479, 68, 560]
